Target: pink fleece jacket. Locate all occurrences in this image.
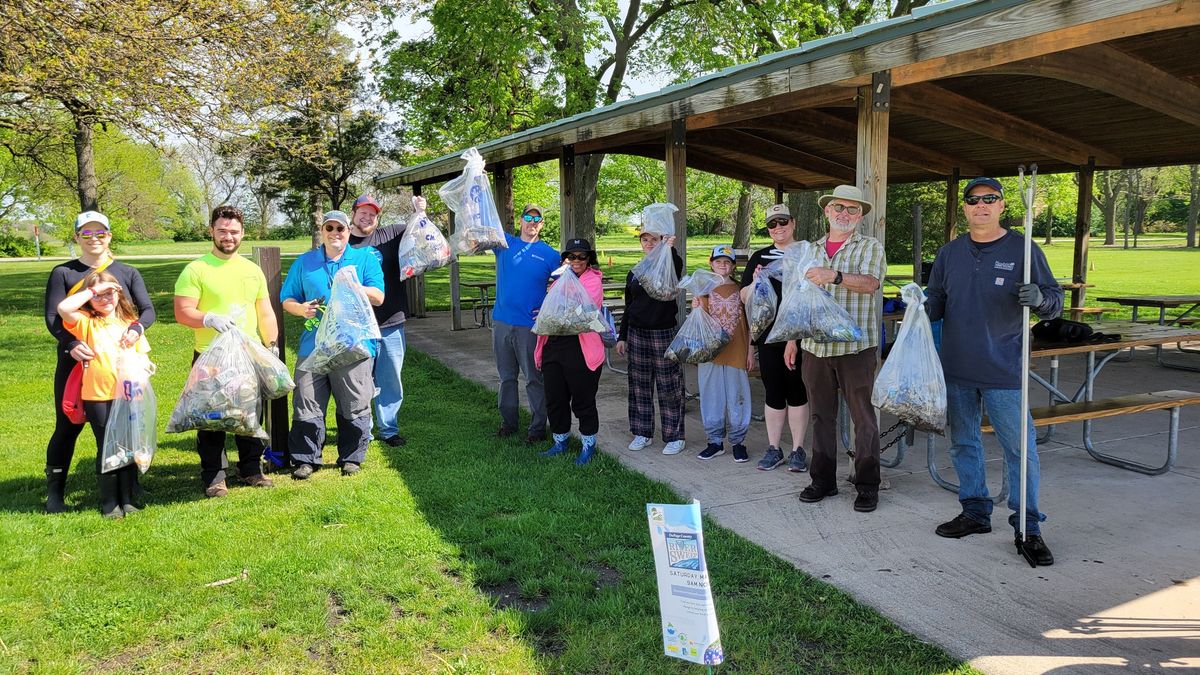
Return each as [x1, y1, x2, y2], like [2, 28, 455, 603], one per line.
[535, 266, 606, 371]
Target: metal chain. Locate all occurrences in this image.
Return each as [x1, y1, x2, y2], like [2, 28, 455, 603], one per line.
[879, 420, 910, 454]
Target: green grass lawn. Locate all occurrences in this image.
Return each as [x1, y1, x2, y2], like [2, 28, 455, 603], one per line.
[0, 260, 973, 672]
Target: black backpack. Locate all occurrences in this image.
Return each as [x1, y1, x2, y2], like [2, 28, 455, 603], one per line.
[1031, 317, 1120, 344]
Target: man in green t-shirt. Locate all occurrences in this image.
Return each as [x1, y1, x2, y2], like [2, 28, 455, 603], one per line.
[173, 205, 279, 498]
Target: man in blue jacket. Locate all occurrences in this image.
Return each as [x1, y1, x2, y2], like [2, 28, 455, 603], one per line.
[925, 177, 1063, 566]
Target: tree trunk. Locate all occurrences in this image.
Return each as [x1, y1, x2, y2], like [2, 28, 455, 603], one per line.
[575, 153, 602, 245]
[310, 188, 323, 249]
[71, 111, 99, 212]
[790, 190, 822, 242]
[733, 181, 752, 249]
[1043, 202, 1053, 246]
[1188, 165, 1198, 248]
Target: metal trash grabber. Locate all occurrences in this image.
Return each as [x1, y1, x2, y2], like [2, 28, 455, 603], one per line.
[1016, 164, 1038, 567]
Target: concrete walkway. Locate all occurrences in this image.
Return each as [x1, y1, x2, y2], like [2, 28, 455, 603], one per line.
[403, 311, 1200, 674]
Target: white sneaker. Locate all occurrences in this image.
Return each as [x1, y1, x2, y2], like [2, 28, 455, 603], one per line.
[662, 440, 685, 455]
[628, 435, 652, 451]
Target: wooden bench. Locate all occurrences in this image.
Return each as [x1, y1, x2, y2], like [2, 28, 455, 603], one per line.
[981, 390, 1200, 475]
[1068, 306, 1112, 321]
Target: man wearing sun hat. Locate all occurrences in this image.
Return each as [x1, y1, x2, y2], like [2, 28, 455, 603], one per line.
[491, 203, 559, 444]
[786, 184, 887, 513]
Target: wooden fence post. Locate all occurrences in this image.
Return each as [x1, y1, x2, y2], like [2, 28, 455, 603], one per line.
[253, 246, 290, 466]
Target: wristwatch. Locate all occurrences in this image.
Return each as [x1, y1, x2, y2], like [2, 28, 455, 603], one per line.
[833, 271, 844, 285]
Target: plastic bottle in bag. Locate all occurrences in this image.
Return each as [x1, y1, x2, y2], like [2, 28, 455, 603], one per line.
[665, 269, 732, 363]
[301, 266, 382, 374]
[765, 242, 863, 344]
[871, 283, 947, 433]
[396, 209, 453, 279]
[167, 329, 269, 440]
[746, 262, 780, 342]
[439, 147, 507, 255]
[101, 351, 157, 473]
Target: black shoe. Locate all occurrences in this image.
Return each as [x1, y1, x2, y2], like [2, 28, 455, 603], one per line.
[382, 435, 406, 447]
[45, 466, 68, 514]
[731, 444, 749, 463]
[697, 443, 725, 460]
[524, 432, 548, 446]
[798, 484, 838, 503]
[341, 463, 361, 476]
[1016, 534, 1055, 566]
[98, 472, 123, 519]
[935, 513, 992, 539]
[292, 463, 315, 480]
[117, 466, 141, 514]
[853, 491, 878, 512]
[497, 426, 517, 438]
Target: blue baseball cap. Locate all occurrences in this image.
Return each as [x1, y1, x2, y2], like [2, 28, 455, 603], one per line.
[963, 177, 1003, 198]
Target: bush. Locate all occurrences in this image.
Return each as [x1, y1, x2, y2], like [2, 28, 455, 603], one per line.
[265, 223, 312, 240]
[170, 221, 210, 242]
[0, 230, 41, 257]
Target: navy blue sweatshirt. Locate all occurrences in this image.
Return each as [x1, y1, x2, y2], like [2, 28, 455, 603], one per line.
[617, 247, 684, 341]
[925, 231, 1062, 389]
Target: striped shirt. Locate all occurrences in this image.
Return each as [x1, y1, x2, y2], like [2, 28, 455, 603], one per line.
[800, 230, 887, 358]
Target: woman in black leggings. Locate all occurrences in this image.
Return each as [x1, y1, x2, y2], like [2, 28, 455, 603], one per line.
[43, 212, 155, 513]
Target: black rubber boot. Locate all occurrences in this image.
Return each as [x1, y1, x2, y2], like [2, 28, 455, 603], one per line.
[45, 466, 68, 514]
[117, 466, 141, 514]
[98, 472, 123, 520]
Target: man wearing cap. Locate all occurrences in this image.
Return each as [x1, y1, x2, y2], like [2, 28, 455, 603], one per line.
[347, 193, 425, 448]
[786, 185, 887, 513]
[174, 205, 279, 497]
[43, 211, 156, 513]
[925, 177, 1061, 565]
[491, 204, 559, 444]
[281, 210, 385, 478]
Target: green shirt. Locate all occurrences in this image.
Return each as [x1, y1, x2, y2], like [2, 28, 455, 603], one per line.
[174, 252, 269, 352]
[801, 230, 887, 358]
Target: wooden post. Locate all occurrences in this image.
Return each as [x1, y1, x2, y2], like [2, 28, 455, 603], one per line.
[774, 184, 784, 204]
[912, 201, 923, 283]
[559, 146, 576, 247]
[493, 163, 514, 235]
[1072, 161, 1096, 309]
[447, 209, 463, 330]
[666, 119, 688, 323]
[406, 184, 426, 318]
[944, 168, 960, 244]
[856, 72, 890, 242]
[252, 246, 290, 466]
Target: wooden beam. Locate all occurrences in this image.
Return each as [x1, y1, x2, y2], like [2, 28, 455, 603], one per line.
[676, 148, 801, 189]
[891, 83, 1122, 167]
[665, 120, 688, 323]
[492, 162, 514, 234]
[978, 43, 1200, 129]
[685, 84, 857, 131]
[559, 145, 576, 247]
[252, 246, 289, 465]
[1072, 161, 1095, 309]
[944, 168, 960, 244]
[447, 211, 463, 331]
[775, 185, 785, 204]
[691, 129, 855, 183]
[856, 75, 889, 243]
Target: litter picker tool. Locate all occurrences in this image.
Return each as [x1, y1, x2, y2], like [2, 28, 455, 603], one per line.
[1016, 164, 1037, 568]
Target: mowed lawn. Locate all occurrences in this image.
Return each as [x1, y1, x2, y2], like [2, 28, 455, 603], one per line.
[0, 259, 972, 672]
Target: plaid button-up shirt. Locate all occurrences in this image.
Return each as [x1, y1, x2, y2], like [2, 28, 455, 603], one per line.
[800, 230, 887, 358]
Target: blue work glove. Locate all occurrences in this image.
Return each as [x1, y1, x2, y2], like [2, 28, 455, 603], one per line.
[1018, 283, 1043, 309]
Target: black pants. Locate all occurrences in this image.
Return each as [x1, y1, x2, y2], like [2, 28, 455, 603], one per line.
[46, 352, 86, 468]
[542, 337, 602, 436]
[192, 351, 265, 487]
[82, 399, 113, 473]
[758, 340, 808, 410]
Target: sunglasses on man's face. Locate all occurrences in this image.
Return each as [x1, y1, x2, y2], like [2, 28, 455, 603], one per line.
[324, 224, 347, 232]
[77, 229, 110, 240]
[964, 194, 1003, 205]
[766, 219, 790, 230]
[522, 214, 543, 223]
[829, 203, 862, 215]
[565, 253, 589, 261]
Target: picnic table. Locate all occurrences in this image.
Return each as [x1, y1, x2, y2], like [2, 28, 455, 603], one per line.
[460, 280, 496, 328]
[1095, 295, 1200, 370]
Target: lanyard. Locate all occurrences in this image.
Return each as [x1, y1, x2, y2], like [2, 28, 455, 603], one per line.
[69, 256, 113, 295]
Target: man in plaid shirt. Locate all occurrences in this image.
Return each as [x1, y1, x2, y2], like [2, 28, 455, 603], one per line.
[784, 185, 887, 513]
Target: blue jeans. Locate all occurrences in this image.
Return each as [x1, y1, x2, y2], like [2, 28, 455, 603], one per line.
[946, 382, 1046, 535]
[372, 324, 406, 439]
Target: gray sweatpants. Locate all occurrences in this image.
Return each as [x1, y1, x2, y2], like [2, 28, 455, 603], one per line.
[697, 362, 752, 445]
[492, 319, 547, 436]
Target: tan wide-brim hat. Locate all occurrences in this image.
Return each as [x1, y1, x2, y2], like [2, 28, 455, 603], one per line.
[817, 185, 873, 216]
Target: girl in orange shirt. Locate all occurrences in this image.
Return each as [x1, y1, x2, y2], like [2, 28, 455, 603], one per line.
[58, 270, 151, 519]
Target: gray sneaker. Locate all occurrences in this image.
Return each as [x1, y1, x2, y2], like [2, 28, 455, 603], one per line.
[787, 448, 808, 473]
[756, 446, 785, 471]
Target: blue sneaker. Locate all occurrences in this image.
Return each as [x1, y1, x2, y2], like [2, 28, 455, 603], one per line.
[575, 435, 597, 465]
[787, 448, 808, 473]
[542, 433, 570, 457]
[757, 446, 785, 471]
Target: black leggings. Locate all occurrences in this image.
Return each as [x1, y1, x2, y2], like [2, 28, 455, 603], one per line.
[758, 340, 808, 409]
[46, 352, 86, 468]
[82, 399, 113, 473]
[542, 338, 603, 436]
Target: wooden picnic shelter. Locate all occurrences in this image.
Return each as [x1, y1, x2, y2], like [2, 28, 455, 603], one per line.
[375, 0, 1200, 328]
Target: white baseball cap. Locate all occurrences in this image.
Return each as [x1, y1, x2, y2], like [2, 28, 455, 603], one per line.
[74, 211, 110, 231]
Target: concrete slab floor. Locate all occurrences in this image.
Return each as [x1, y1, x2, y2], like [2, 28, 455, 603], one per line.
[403, 312, 1200, 674]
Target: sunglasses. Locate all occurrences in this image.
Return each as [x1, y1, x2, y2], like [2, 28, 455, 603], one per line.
[828, 203, 862, 215]
[766, 219, 790, 229]
[77, 229, 110, 239]
[324, 224, 347, 232]
[92, 290, 118, 301]
[964, 194, 1003, 205]
[522, 214, 543, 223]
[565, 253, 590, 261]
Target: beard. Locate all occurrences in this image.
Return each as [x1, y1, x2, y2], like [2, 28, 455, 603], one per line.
[830, 221, 856, 232]
[215, 238, 240, 254]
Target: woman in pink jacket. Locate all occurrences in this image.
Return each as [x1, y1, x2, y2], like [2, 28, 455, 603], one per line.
[535, 238, 606, 465]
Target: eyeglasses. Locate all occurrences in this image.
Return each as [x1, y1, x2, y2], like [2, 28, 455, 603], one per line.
[77, 229, 110, 240]
[92, 290, 118, 301]
[964, 194, 1003, 205]
[766, 219, 790, 229]
[565, 253, 589, 261]
[829, 203, 862, 215]
[324, 224, 347, 232]
[522, 214, 543, 223]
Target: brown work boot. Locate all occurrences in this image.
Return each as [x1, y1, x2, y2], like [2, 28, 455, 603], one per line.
[241, 473, 274, 488]
[204, 480, 228, 498]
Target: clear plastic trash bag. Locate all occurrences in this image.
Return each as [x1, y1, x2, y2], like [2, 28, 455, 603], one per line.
[439, 147, 507, 255]
[665, 270, 732, 364]
[167, 329, 269, 441]
[533, 264, 607, 336]
[640, 202, 678, 236]
[243, 338, 295, 400]
[746, 262, 781, 342]
[871, 283, 947, 433]
[765, 242, 863, 344]
[301, 266, 382, 374]
[101, 350, 157, 474]
[397, 209, 453, 279]
[630, 238, 678, 301]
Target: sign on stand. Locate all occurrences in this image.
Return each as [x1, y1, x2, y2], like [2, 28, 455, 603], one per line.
[647, 501, 724, 667]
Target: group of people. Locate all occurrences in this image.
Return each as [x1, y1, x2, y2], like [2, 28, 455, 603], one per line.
[487, 181, 1061, 565]
[41, 178, 1060, 565]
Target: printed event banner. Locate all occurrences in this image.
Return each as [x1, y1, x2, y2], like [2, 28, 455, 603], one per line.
[647, 502, 724, 666]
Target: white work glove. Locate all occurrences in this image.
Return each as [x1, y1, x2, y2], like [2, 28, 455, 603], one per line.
[203, 312, 236, 333]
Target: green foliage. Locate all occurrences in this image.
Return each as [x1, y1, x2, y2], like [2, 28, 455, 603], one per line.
[0, 230, 39, 257]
